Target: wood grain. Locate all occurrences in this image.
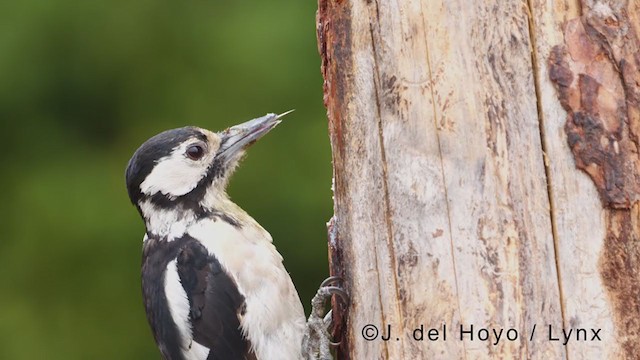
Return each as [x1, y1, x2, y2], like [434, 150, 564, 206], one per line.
[528, 0, 618, 357]
[319, 0, 640, 358]
[543, 0, 640, 357]
[319, 0, 565, 358]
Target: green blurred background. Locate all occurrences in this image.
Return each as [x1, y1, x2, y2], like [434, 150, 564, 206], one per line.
[0, 1, 332, 358]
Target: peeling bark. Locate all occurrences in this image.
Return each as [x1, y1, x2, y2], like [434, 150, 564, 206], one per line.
[318, 1, 353, 357]
[548, 6, 640, 208]
[548, 1, 640, 356]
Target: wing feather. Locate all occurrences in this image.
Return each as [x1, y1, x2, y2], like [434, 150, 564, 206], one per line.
[176, 240, 256, 360]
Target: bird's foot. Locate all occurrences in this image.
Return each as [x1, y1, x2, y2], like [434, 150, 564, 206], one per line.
[302, 276, 348, 360]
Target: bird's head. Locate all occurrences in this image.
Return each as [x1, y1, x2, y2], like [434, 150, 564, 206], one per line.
[125, 112, 287, 222]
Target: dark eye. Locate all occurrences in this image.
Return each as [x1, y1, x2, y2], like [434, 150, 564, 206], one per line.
[186, 145, 205, 160]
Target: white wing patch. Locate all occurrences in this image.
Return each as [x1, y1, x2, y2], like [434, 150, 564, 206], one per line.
[164, 260, 210, 360]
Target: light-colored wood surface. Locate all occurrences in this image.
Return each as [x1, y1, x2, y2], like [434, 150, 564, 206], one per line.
[318, 0, 639, 358]
[544, 1, 640, 357]
[529, 0, 616, 358]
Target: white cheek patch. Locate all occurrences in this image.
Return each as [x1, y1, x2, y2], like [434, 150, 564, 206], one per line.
[140, 146, 210, 198]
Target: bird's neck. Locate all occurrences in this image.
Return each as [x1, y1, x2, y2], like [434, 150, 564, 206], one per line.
[139, 189, 258, 240]
[139, 200, 196, 239]
[200, 188, 260, 227]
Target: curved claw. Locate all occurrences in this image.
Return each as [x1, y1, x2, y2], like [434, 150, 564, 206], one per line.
[304, 280, 348, 360]
[322, 286, 349, 305]
[320, 275, 343, 288]
[322, 310, 333, 328]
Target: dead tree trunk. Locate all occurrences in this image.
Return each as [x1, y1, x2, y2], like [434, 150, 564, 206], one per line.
[318, 0, 640, 359]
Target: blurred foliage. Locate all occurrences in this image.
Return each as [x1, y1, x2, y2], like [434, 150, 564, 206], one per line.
[0, 1, 332, 358]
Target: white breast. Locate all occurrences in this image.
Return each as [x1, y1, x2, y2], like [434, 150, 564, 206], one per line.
[187, 218, 306, 360]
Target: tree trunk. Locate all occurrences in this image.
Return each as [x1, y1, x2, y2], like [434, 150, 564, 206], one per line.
[317, 0, 640, 359]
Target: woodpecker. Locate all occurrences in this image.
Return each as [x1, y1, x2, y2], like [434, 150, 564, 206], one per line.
[125, 113, 345, 360]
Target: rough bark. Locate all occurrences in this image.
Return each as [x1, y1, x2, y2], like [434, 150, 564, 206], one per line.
[318, 0, 640, 358]
[546, 1, 640, 357]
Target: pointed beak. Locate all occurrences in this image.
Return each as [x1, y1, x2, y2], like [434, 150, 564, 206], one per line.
[216, 110, 293, 163]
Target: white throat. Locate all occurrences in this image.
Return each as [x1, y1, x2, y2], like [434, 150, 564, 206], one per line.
[138, 186, 245, 240]
[139, 200, 196, 239]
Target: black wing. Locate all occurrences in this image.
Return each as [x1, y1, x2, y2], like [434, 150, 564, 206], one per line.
[176, 240, 256, 360]
[142, 236, 185, 360]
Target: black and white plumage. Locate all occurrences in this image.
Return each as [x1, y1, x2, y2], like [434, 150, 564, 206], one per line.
[126, 113, 312, 360]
